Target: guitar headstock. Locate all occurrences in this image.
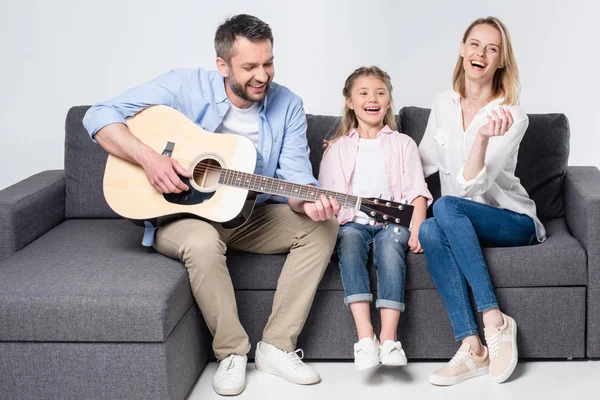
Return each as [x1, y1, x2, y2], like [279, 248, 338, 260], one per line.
[359, 198, 414, 227]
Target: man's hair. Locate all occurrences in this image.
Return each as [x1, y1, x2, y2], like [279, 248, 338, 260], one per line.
[214, 14, 273, 64]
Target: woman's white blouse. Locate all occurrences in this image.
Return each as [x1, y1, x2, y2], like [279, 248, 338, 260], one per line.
[418, 90, 546, 242]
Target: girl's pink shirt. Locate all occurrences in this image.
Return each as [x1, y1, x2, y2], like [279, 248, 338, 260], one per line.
[318, 125, 433, 225]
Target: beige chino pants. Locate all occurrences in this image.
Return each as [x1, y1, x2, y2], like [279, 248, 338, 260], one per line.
[154, 203, 338, 360]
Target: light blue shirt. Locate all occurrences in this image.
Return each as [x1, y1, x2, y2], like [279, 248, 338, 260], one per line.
[83, 68, 318, 245]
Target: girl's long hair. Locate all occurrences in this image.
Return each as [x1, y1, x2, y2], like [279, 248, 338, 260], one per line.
[327, 66, 396, 150]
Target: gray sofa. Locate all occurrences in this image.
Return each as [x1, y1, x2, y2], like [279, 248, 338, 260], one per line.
[1, 105, 598, 400]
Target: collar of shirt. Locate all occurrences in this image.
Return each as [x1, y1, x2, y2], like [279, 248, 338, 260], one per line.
[212, 74, 270, 117]
[347, 124, 394, 141]
[450, 90, 504, 112]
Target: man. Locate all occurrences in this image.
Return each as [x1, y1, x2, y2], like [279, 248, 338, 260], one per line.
[83, 14, 340, 396]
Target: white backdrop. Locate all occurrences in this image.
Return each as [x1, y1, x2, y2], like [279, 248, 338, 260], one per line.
[1, 0, 598, 190]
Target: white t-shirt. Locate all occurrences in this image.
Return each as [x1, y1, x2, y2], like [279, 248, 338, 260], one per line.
[350, 138, 390, 224]
[215, 102, 262, 174]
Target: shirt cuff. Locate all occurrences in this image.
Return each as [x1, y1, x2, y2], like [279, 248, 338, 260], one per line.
[83, 106, 128, 142]
[457, 165, 487, 196]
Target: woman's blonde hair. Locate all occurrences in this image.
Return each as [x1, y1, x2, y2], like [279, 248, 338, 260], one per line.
[328, 66, 396, 147]
[452, 16, 520, 106]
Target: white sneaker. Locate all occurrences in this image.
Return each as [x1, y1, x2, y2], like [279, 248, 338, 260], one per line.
[212, 354, 247, 396]
[353, 335, 380, 371]
[254, 341, 320, 384]
[379, 340, 407, 366]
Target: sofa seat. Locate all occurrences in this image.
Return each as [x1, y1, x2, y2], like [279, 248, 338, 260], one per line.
[0, 219, 191, 342]
[226, 218, 587, 291]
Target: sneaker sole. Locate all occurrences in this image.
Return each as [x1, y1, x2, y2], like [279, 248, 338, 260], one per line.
[429, 366, 489, 386]
[355, 357, 380, 371]
[255, 351, 321, 385]
[381, 358, 408, 366]
[490, 318, 518, 384]
[213, 385, 245, 396]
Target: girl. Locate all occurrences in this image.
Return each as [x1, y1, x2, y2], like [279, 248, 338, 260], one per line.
[418, 17, 545, 385]
[319, 66, 432, 371]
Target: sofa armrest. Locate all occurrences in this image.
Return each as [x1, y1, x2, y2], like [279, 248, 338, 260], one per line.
[0, 170, 66, 263]
[564, 166, 600, 357]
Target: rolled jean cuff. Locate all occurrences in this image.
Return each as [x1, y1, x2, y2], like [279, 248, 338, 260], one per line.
[376, 299, 405, 311]
[455, 329, 480, 342]
[345, 293, 372, 305]
[477, 301, 499, 313]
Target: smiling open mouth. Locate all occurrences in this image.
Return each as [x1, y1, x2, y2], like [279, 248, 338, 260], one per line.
[364, 107, 380, 114]
[248, 82, 265, 89]
[470, 60, 486, 70]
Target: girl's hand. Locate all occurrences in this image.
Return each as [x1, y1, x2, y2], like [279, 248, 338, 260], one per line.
[408, 232, 423, 254]
[477, 107, 514, 138]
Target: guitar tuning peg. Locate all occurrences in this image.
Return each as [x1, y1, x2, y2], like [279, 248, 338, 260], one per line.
[390, 196, 394, 201]
[383, 222, 389, 229]
[379, 193, 382, 199]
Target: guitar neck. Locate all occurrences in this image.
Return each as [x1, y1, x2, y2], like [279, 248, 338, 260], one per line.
[219, 169, 359, 209]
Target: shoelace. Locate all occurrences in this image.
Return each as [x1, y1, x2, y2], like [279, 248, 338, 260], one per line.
[448, 350, 469, 367]
[217, 355, 245, 380]
[487, 329, 501, 359]
[278, 348, 306, 370]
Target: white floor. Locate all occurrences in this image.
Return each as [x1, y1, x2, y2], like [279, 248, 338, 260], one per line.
[188, 359, 600, 400]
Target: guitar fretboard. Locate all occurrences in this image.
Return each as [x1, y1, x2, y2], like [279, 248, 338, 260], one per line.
[219, 169, 359, 209]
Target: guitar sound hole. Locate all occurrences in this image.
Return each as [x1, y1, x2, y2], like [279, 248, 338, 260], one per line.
[192, 158, 222, 190]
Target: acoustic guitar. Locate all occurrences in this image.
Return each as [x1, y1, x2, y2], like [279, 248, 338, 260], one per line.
[103, 105, 414, 229]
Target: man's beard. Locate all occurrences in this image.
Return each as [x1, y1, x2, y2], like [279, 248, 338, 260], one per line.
[227, 73, 270, 104]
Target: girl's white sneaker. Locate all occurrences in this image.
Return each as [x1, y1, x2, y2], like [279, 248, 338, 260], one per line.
[354, 335, 380, 371]
[379, 340, 408, 366]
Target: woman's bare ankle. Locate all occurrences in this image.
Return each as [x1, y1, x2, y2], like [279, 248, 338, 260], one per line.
[482, 308, 504, 328]
[462, 336, 484, 356]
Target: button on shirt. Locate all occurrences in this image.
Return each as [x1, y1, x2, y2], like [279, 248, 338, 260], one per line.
[418, 90, 546, 242]
[83, 68, 317, 245]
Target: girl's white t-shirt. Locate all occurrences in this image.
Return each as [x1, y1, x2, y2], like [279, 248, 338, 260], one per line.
[350, 138, 391, 224]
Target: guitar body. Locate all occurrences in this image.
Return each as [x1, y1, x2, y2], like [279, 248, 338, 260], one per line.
[103, 105, 257, 227]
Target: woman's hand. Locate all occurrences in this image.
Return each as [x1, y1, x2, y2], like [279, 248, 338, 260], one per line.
[477, 107, 514, 138]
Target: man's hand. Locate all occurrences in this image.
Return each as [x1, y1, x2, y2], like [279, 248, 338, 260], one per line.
[140, 152, 193, 194]
[289, 194, 340, 222]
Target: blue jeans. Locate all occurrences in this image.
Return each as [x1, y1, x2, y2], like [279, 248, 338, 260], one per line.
[418, 196, 539, 341]
[336, 222, 410, 311]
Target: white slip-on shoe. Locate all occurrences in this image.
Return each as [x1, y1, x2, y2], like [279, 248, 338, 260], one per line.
[353, 335, 380, 371]
[379, 340, 408, 366]
[212, 354, 247, 396]
[254, 341, 320, 384]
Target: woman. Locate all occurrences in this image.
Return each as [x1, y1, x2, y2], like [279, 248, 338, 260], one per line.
[418, 16, 545, 386]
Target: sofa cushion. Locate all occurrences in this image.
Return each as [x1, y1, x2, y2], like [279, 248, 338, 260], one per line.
[64, 106, 118, 219]
[399, 106, 570, 221]
[226, 218, 586, 290]
[0, 219, 193, 342]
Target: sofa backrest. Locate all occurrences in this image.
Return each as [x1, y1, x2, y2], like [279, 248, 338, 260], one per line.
[64, 106, 569, 221]
[64, 106, 118, 219]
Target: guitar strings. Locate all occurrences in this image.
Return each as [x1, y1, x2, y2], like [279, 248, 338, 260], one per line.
[182, 163, 407, 208]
